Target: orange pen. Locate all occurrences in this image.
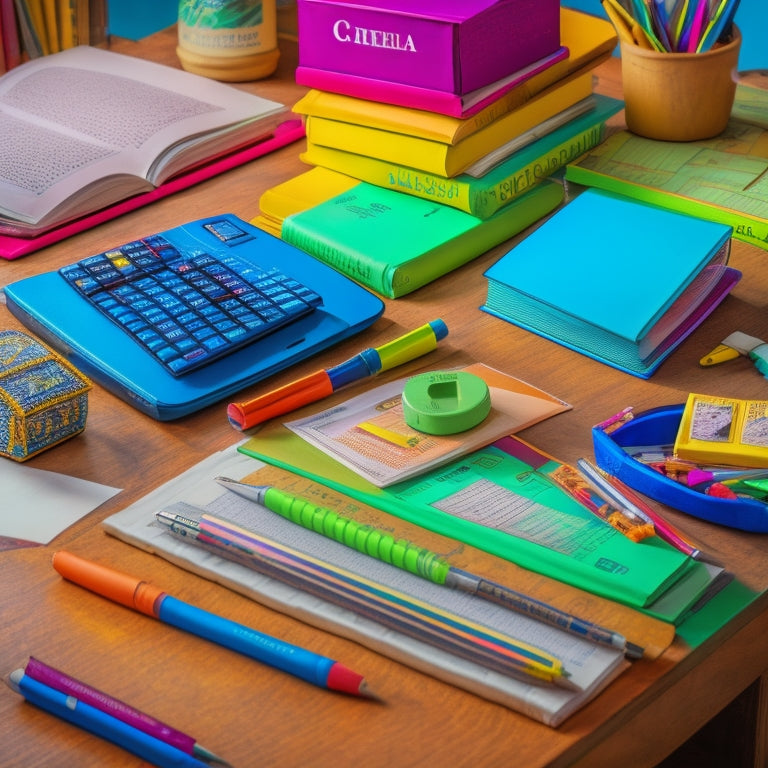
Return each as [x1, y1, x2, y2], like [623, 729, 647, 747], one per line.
[52, 551, 376, 697]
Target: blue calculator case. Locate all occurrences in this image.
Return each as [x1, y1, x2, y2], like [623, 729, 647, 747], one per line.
[3, 214, 385, 420]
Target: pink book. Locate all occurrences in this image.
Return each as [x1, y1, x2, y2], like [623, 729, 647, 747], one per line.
[0, 120, 305, 261]
[295, 46, 569, 119]
[1, 0, 22, 70]
[297, 0, 560, 96]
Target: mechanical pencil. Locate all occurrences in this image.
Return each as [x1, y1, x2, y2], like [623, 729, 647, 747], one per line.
[214, 477, 643, 659]
[226, 318, 448, 430]
[23, 657, 229, 766]
[6, 669, 211, 768]
[156, 504, 575, 687]
[51, 550, 376, 699]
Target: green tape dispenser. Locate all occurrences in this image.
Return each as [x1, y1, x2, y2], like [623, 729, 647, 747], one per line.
[401, 370, 491, 435]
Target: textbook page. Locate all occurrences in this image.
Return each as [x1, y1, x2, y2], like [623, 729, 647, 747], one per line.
[103, 444, 629, 727]
[0, 46, 286, 234]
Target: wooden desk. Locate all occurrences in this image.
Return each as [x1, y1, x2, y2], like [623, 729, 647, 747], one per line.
[2, 31, 768, 768]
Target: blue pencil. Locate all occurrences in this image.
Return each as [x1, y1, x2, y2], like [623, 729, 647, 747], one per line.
[7, 670, 210, 768]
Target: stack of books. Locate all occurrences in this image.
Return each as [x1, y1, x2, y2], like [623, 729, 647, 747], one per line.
[253, 3, 622, 298]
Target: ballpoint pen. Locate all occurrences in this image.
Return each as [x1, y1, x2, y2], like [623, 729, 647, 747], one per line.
[23, 657, 230, 766]
[51, 550, 376, 699]
[214, 476, 644, 659]
[156, 504, 577, 687]
[226, 319, 448, 430]
[6, 669, 211, 768]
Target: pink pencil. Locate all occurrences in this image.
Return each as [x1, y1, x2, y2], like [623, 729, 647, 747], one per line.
[686, 0, 710, 52]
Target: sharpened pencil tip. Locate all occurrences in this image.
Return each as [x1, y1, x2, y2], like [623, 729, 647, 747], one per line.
[193, 744, 234, 767]
[358, 679, 384, 702]
[326, 662, 381, 701]
[554, 672, 582, 692]
[625, 642, 645, 660]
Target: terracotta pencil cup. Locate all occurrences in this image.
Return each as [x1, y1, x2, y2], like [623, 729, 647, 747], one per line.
[620, 27, 741, 142]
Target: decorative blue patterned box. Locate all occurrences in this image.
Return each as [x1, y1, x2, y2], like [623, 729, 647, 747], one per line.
[0, 330, 91, 461]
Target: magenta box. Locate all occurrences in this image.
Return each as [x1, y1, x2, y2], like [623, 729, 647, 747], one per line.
[297, 0, 561, 96]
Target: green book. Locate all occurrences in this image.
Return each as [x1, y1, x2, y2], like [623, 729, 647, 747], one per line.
[279, 177, 563, 298]
[301, 94, 623, 219]
[239, 428, 713, 618]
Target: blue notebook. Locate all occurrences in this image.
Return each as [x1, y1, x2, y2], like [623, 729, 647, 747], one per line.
[3, 215, 384, 420]
[481, 189, 740, 377]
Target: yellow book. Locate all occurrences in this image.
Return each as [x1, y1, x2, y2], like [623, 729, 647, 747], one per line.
[300, 94, 622, 219]
[293, 7, 617, 146]
[674, 394, 768, 468]
[254, 166, 358, 229]
[305, 71, 594, 178]
[42, 0, 60, 53]
[57, 0, 76, 48]
[23, 0, 50, 55]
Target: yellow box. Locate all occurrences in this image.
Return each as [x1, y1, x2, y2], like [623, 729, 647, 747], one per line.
[674, 392, 768, 468]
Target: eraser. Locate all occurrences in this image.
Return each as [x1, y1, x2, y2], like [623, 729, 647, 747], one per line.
[401, 370, 490, 435]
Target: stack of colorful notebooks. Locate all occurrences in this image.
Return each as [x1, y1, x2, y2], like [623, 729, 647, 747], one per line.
[254, 0, 622, 298]
[252, 3, 622, 298]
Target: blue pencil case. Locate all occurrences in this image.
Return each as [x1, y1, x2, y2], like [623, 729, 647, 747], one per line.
[592, 404, 768, 533]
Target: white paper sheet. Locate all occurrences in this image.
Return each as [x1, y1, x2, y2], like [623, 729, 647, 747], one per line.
[0, 460, 121, 545]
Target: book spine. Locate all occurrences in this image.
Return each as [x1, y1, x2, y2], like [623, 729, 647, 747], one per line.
[305, 120, 607, 219]
[281, 218, 391, 298]
[305, 115, 452, 176]
[295, 66, 465, 116]
[564, 166, 768, 252]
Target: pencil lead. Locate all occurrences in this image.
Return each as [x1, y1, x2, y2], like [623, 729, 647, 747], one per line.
[625, 641, 645, 660]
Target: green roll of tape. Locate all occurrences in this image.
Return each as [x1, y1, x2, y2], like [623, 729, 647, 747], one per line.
[401, 370, 491, 435]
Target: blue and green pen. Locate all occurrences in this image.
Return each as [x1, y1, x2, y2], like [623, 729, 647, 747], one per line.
[227, 319, 448, 430]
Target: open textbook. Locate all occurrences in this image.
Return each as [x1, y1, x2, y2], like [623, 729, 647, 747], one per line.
[103, 444, 668, 727]
[0, 46, 288, 237]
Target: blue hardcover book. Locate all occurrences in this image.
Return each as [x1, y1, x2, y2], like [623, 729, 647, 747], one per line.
[3, 215, 384, 420]
[481, 188, 740, 377]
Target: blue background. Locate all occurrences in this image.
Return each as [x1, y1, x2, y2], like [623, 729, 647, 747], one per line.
[106, 0, 764, 71]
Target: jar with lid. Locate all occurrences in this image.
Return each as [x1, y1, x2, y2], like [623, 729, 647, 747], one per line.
[177, 0, 280, 82]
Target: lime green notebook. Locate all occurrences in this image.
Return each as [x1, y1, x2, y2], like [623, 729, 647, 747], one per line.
[239, 429, 709, 616]
[279, 175, 563, 298]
